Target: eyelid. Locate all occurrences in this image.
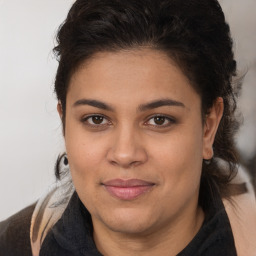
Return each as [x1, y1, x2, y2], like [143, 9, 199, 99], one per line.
[144, 114, 176, 128]
[81, 114, 112, 127]
[80, 113, 176, 129]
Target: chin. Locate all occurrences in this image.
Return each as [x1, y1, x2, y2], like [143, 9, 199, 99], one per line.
[97, 208, 155, 235]
[106, 220, 152, 235]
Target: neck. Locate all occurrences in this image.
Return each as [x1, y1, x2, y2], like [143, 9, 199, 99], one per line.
[93, 206, 204, 256]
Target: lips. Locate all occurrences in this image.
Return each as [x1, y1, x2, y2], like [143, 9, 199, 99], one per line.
[102, 179, 155, 200]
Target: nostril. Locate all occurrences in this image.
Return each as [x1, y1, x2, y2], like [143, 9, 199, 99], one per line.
[109, 160, 118, 166]
[109, 158, 144, 169]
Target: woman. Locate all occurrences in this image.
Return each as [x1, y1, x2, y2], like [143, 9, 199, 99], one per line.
[0, 0, 255, 255]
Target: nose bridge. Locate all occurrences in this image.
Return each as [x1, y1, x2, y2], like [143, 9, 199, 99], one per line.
[116, 123, 136, 153]
[108, 122, 147, 167]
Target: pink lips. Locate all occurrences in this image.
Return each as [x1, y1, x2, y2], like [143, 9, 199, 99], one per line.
[103, 179, 155, 200]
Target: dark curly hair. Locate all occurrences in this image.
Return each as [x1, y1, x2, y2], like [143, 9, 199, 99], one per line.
[54, 0, 243, 199]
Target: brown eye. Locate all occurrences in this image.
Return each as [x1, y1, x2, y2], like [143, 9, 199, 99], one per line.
[92, 116, 104, 124]
[146, 115, 175, 127]
[154, 116, 166, 125]
[83, 115, 109, 126]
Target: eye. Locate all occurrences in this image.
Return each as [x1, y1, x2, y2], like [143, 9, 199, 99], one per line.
[82, 115, 110, 126]
[146, 115, 175, 127]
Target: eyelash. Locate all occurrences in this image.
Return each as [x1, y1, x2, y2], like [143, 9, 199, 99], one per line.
[81, 114, 176, 129]
[145, 114, 176, 128]
[81, 115, 111, 129]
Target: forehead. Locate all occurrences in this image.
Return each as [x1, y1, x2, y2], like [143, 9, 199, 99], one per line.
[67, 49, 200, 109]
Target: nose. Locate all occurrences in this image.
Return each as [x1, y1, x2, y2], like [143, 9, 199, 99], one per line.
[107, 125, 148, 168]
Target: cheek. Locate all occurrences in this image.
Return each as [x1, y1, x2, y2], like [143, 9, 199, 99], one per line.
[64, 123, 107, 181]
[65, 136, 105, 206]
[149, 126, 204, 188]
[67, 142, 105, 176]
[151, 126, 203, 164]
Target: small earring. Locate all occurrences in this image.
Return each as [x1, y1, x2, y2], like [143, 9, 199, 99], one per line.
[203, 159, 211, 165]
[64, 155, 69, 166]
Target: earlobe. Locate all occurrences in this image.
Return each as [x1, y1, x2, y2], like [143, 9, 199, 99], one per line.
[202, 97, 224, 160]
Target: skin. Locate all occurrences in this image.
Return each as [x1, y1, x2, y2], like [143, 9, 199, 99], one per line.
[58, 49, 223, 255]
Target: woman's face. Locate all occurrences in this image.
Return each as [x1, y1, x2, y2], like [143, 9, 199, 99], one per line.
[62, 49, 222, 237]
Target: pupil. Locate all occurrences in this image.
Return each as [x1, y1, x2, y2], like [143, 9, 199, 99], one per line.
[154, 116, 165, 125]
[92, 116, 103, 124]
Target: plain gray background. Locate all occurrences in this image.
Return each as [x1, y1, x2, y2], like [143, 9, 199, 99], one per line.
[0, 0, 255, 221]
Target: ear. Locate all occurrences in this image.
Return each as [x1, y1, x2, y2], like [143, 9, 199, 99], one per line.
[57, 102, 66, 136]
[203, 97, 224, 160]
[57, 101, 63, 119]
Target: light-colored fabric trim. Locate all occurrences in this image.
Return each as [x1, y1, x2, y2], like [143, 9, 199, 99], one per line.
[223, 166, 256, 256]
[30, 160, 74, 256]
[30, 184, 73, 256]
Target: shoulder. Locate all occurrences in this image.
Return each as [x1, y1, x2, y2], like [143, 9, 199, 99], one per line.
[0, 203, 36, 256]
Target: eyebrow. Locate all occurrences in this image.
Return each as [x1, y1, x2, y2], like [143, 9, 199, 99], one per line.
[138, 99, 185, 111]
[73, 99, 114, 111]
[73, 98, 185, 112]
